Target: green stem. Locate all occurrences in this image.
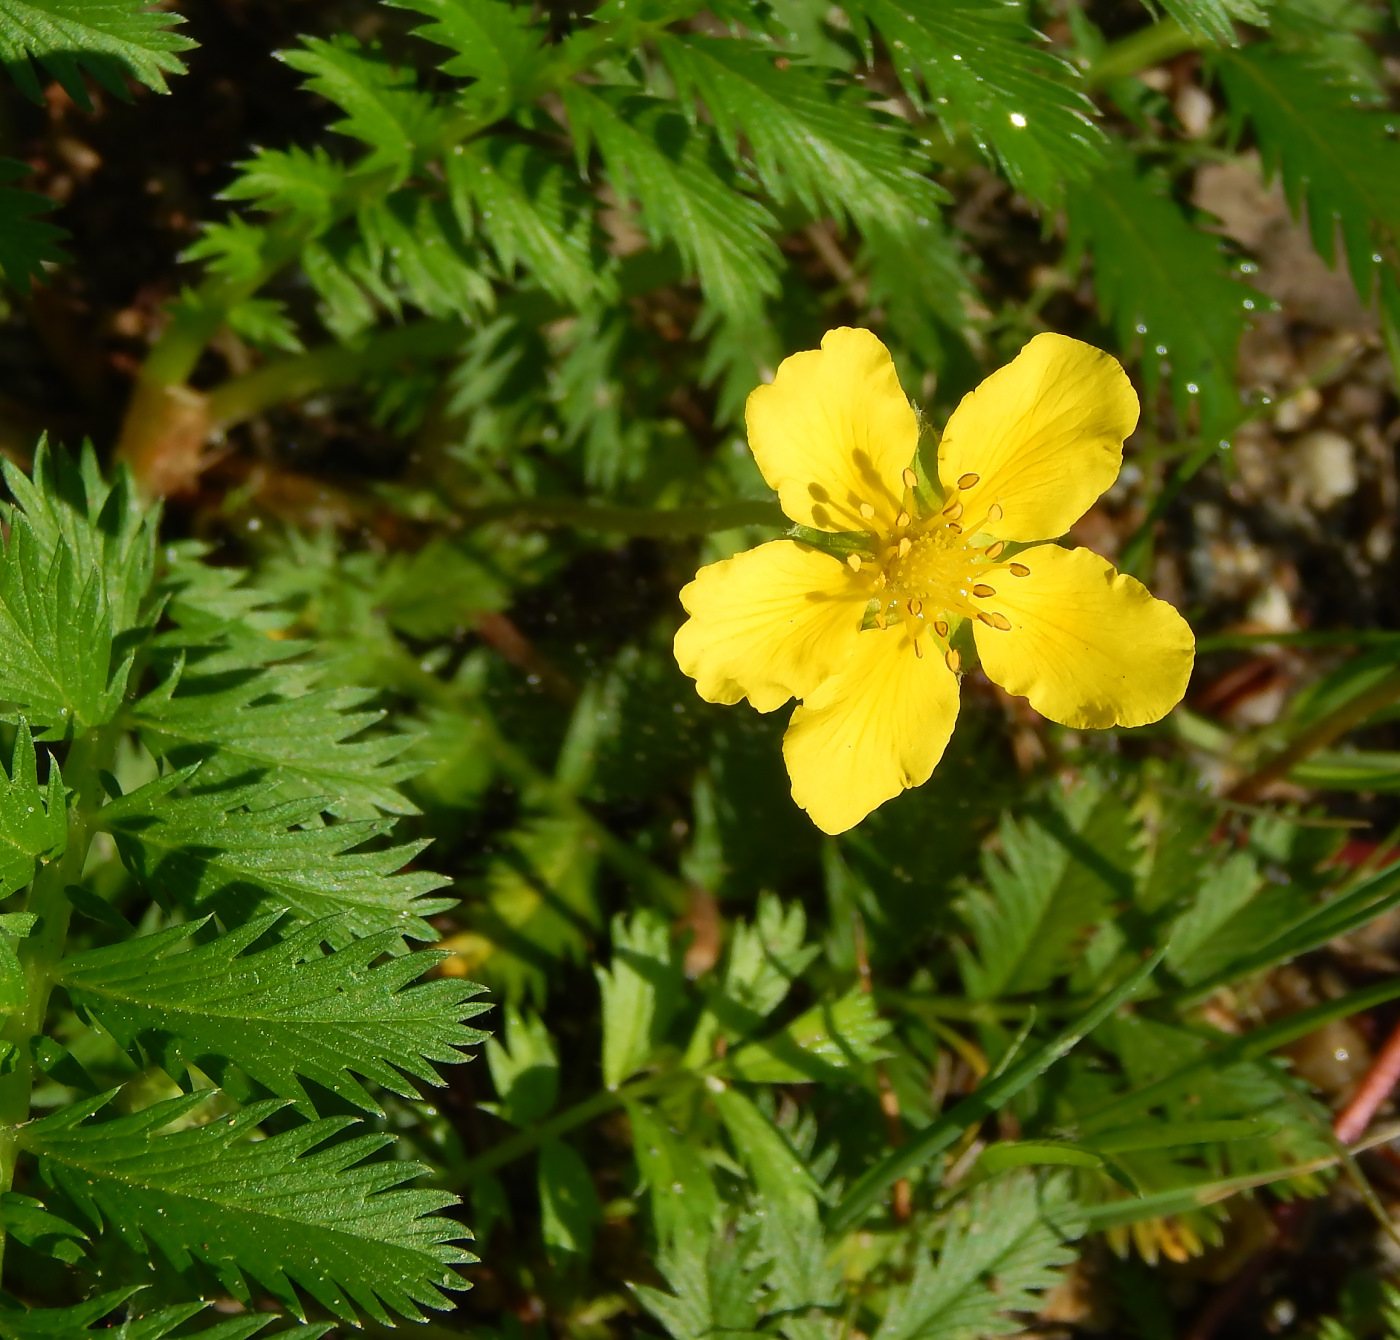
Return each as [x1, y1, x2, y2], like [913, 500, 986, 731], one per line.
[1230, 667, 1400, 803]
[205, 320, 469, 431]
[1084, 18, 1197, 90]
[0, 728, 108, 1277]
[448, 1069, 686, 1187]
[454, 497, 785, 537]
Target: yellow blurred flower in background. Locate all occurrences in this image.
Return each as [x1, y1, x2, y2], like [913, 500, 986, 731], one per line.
[673, 327, 1196, 834]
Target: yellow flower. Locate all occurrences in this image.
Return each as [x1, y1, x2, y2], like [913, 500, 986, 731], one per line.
[673, 328, 1196, 835]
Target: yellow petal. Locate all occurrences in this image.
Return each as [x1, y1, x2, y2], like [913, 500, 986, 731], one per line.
[973, 545, 1194, 729]
[782, 623, 960, 834]
[937, 333, 1138, 543]
[746, 327, 916, 533]
[674, 540, 867, 713]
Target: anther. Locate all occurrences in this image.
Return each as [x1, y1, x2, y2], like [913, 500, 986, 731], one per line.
[847, 554, 862, 572]
[898, 536, 912, 557]
[876, 610, 888, 630]
[946, 522, 962, 535]
[945, 647, 961, 673]
[902, 467, 917, 489]
[896, 510, 911, 528]
[957, 472, 979, 489]
[934, 619, 949, 638]
[859, 502, 876, 521]
[976, 611, 1012, 631]
[1009, 562, 1030, 577]
[913, 638, 923, 659]
[943, 501, 964, 520]
[984, 541, 1005, 559]
[987, 502, 1004, 522]
[908, 598, 923, 616]
[972, 584, 996, 598]
[875, 572, 887, 589]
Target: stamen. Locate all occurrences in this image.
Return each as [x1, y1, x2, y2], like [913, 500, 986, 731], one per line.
[987, 502, 1004, 522]
[945, 522, 962, 535]
[847, 554, 862, 572]
[908, 598, 923, 616]
[859, 502, 876, 521]
[972, 584, 996, 598]
[934, 619, 949, 638]
[943, 500, 964, 520]
[945, 647, 961, 673]
[896, 510, 911, 528]
[876, 610, 888, 630]
[898, 537, 912, 557]
[902, 467, 917, 489]
[913, 638, 923, 659]
[957, 472, 980, 489]
[1009, 563, 1030, 577]
[984, 541, 1005, 559]
[976, 610, 1012, 631]
[875, 572, 887, 589]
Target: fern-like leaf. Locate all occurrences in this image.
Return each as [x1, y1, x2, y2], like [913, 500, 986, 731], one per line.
[60, 913, 487, 1116]
[279, 36, 445, 185]
[96, 773, 454, 941]
[1218, 45, 1400, 301]
[658, 36, 945, 235]
[1066, 158, 1261, 444]
[0, 1287, 331, 1337]
[561, 85, 781, 324]
[387, 0, 548, 108]
[0, 0, 192, 106]
[875, 1173, 1083, 1340]
[846, 0, 1103, 202]
[22, 1094, 472, 1324]
[0, 158, 66, 289]
[1162, 0, 1267, 45]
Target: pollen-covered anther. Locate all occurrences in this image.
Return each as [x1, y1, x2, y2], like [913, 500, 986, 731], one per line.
[859, 502, 876, 521]
[875, 610, 888, 630]
[913, 638, 923, 659]
[943, 500, 964, 521]
[1009, 562, 1030, 577]
[984, 541, 1005, 559]
[902, 467, 917, 489]
[908, 598, 923, 616]
[976, 610, 1013, 631]
[874, 571, 887, 589]
[945, 647, 961, 673]
[945, 522, 962, 535]
[972, 583, 996, 599]
[934, 619, 949, 638]
[847, 554, 862, 572]
[897, 536, 912, 557]
[987, 502, 1004, 522]
[957, 472, 979, 489]
[896, 510, 911, 528]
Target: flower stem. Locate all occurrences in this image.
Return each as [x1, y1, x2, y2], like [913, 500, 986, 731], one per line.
[448, 1069, 688, 1187]
[1084, 19, 1198, 90]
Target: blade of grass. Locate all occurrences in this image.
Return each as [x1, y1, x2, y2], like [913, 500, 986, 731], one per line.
[827, 951, 1164, 1235]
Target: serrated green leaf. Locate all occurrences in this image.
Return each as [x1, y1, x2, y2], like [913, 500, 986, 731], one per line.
[657, 35, 944, 234]
[1163, 0, 1267, 44]
[354, 191, 493, 319]
[0, 158, 66, 289]
[0, 720, 65, 897]
[280, 36, 445, 185]
[875, 1173, 1083, 1340]
[59, 913, 486, 1116]
[221, 145, 349, 225]
[0, 1190, 87, 1264]
[1066, 158, 1259, 446]
[847, 0, 1104, 201]
[561, 85, 781, 324]
[224, 296, 304, 354]
[129, 654, 419, 818]
[0, 442, 159, 735]
[95, 774, 454, 941]
[723, 987, 892, 1083]
[597, 908, 682, 1089]
[0, 1287, 330, 1338]
[1218, 45, 1400, 303]
[387, 0, 547, 106]
[21, 1094, 472, 1324]
[0, 0, 193, 107]
[629, 1103, 719, 1249]
[447, 137, 605, 309]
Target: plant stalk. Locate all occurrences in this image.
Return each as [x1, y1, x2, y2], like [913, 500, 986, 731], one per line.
[1084, 18, 1198, 90]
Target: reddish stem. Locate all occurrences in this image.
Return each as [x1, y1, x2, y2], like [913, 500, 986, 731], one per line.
[1334, 1014, 1400, 1146]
